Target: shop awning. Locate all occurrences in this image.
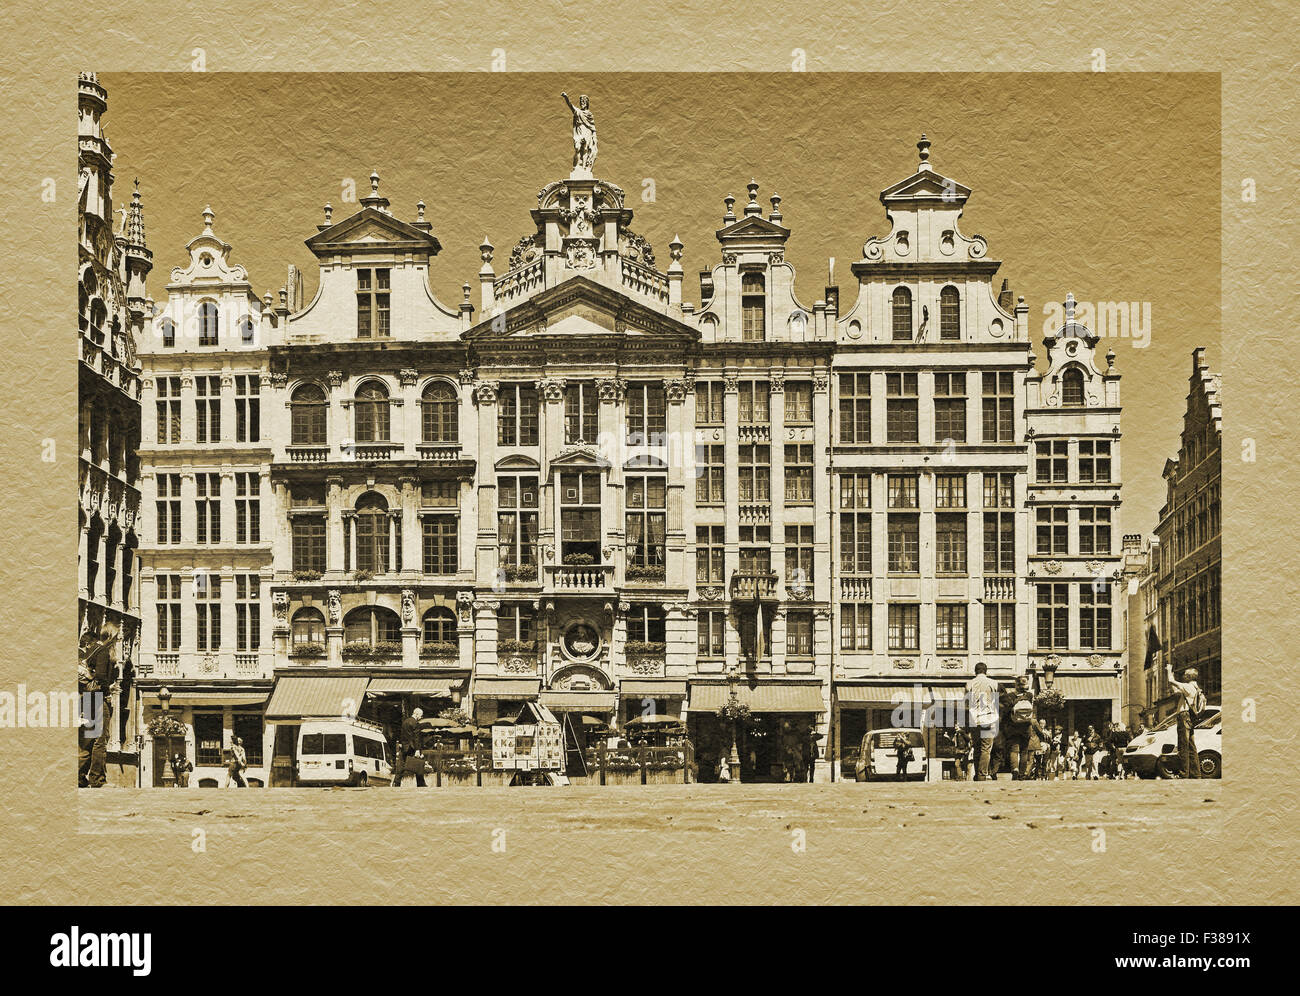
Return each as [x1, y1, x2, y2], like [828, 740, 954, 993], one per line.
[1052, 675, 1119, 700]
[472, 678, 541, 700]
[367, 677, 457, 696]
[835, 684, 935, 705]
[265, 676, 370, 720]
[539, 691, 618, 712]
[620, 679, 688, 699]
[146, 691, 269, 707]
[687, 682, 824, 713]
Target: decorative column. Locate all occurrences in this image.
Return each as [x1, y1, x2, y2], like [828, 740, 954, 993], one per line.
[325, 475, 344, 576]
[400, 588, 419, 666]
[812, 371, 831, 606]
[539, 377, 567, 572]
[664, 378, 688, 589]
[722, 372, 740, 665]
[398, 475, 419, 577]
[326, 589, 342, 664]
[473, 381, 499, 582]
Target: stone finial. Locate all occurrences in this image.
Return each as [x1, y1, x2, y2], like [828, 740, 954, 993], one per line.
[723, 194, 736, 223]
[1106, 347, 1116, 371]
[669, 234, 684, 263]
[324, 202, 333, 224]
[769, 193, 782, 223]
[370, 171, 380, 196]
[126, 178, 146, 247]
[417, 200, 426, 222]
[917, 133, 932, 170]
[202, 205, 215, 232]
[480, 237, 494, 265]
[744, 179, 761, 215]
[1064, 292, 1077, 322]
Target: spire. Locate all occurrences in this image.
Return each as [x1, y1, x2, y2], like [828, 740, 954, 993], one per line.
[1064, 292, 1077, 322]
[126, 178, 147, 248]
[917, 133, 932, 171]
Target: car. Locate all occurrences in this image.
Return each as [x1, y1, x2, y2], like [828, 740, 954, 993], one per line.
[1123, 706, 1221, 779]
[855, 728, 927, 781]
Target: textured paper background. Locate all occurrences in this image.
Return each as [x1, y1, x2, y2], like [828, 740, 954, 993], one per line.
[0, 0, 1295, 905]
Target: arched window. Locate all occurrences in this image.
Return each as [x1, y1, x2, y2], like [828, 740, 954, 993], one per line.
[354, 492, 390, 574]
[422, 607, 457, 645]
[290, 384, 327, 445]
[354, 381, 390, 443]
[159, 317, 176, 348]
[291, 607, 325, 647]
[891, 287, 913, 341]
[939, 286, 960, 340]
[198, 301, 219, 346]
[741, 272, 765, 341]
[344, 606, 402, 646]
[421, 382, 458, 444]
[238, 315, 256, 345]
[1062, 368, 1085, 406]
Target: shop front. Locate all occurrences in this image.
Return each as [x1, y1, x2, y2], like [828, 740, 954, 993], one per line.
[686, 680, 825, 783]
[1050, 673, 1121, 738]
[832, 683, 967, 781]
[140, 686, 273, 788]
[364, 675, 464, 745]
[263, 674, 371, 786]
[469, 677, 541, 726]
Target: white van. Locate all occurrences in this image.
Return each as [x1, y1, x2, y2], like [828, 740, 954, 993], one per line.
[855, 728, 927, 782]
[296, 719, 393, 787]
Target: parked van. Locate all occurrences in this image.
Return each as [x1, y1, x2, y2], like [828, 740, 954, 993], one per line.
[855, 728, 927, 781]
[296, 719, 393, 787]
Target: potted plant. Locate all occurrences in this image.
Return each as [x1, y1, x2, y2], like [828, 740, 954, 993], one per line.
[419, 640, 459, 660]
[288, 640, 326, 660]
[1035, 687, 1066, 720]
[503, 563, 537, 583]
[352, 569, 375, 582]
[498, 638, 537, 655]
[562, 552, 595, 566]
[371, 640, 403, 660]
[626, 564, 666, 583]
[292, 569, 322, 582]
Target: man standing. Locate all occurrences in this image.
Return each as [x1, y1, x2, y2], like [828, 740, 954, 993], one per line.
[964, 662, 1000, 781]
[1000, 675, 1042, 780]
[397, 708, 426, 787]
[225, 736, 248, 788]
[1167, 663, 1206, 778]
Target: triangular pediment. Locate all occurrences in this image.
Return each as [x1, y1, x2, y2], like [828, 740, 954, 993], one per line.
[305, 207, 442, 255]
[715, 214, 791, 240]
[881, 169, 972, 204]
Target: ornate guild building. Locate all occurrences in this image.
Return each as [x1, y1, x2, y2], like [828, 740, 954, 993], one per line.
[133, 99, 1126, 785]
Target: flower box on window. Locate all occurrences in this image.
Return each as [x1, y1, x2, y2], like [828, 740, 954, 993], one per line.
[624, 640, 667, 657]
[625, 565, 666, 583]
[352, 569, 375, 582]
[371, 640, 403, 660]
[289, 641, 326, 660]
[292, 569, 323, 582]
[419, 640, 459, 660]
[498, 638, 538, 655]
[503, 563, 537, 583]
[341, 643, 372, 662]
[562, 552, 595, 566]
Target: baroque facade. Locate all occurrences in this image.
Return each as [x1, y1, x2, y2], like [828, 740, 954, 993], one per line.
[134, 111, 1126, 785]
[78, 73, 151, 786]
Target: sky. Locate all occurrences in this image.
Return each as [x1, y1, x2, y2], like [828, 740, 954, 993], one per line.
[100, 72, 1220, 536]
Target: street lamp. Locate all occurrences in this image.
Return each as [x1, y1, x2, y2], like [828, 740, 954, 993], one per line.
[1041, 658, 1058, 689]
[158, 686, 174, 787]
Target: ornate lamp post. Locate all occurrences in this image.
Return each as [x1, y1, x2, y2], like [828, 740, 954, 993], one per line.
[158, 686, 174, 787]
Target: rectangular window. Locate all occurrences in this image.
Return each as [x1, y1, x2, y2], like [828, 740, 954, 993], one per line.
[1079, 440, 1112, 483]
[935, 473, 966, 509]
[193, 711, 223, 766]
[156, 473, 181, 545]
[1036, 506, 1069, 556]
[739, 525, 772, 576]
[626, 604, 666, 644]
[983, 602, 1015, 651]
[694, 444, 725, 505]
[559, 471, 601, 560]
[737, 381, 770, 424]
[156, 573, 181, 652]
[936, 513, 968, 574]
[420, 480, 458, 507]
[741, 274, 765, 341]
[738, 444, 770, 504]
[785, 524, 814, 586]
[982, 472, 1015, 509]
[786, 609, 814, 657]
[1036, 583, 1070, 650]
[625, 475, 667, 568]
[784, 382, 813, 424]
[1079, 506, 1112, 556]
[936, 603, 967, 650]
[195, 375, 221, 444]
[356, 268, 390, 338]
[933, 372, 967, 443]
[155, 376, 181, 444]
[839, 474, 872, 576]
[566, 381, 599, 444]
[497, 603, 536, 645]
[234, 472, 260, 545]
[886, 373, 919, 443]
[195, 472, 221, 545]
[626, 383, 666, 446]
[195, 573, 221, 652]
[888, 604, 920, 651]
[497, 383, 540, 447]
[422, 515, 458, 574]
[235, 573, 260, 652]
[697, 609, 725, 657]
[887, 514, 919, 574]
[696, 525, 725, 584]
[981, 371, 1015, 443]
[235, 374, 260, 443]
[1035, 440, 1069, 483]
[696, 381, 724, 425]
[1080, 583, 1112, 650]
[838, 373, 871, 444]
[887, 474, 919, 509]
[983, 512, 1015, 574]
[291, 516, 326, 573]
[784, 444, 813, 504]
[840, 603, 871, 650]
[497, 475, 539, 568]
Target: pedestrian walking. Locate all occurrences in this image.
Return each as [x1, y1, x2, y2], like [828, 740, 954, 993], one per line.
[1083, 725, 1101, 780]
[951, 726, 971, 781]
[964, 662, 1000, 781]
[806, 729, 818, 784]
[396, 708, 427, 787]
[172, 752, 192, 788]
[893, 732, 913, 780]
[999, 675, 1044, 780]
[1167, 663, 1206, 778]
[1111, 722, 1130, 779]
[1067, 731, 1082, 779]
[224, 736, 248, 787]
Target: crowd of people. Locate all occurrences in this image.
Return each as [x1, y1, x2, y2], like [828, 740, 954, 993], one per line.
[945, 719, 1142, 781]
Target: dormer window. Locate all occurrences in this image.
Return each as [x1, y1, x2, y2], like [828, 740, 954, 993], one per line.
[198, 301, 219, 346]
[356, 268, 391, 338]
[1062, 368, 1085, 406]
[939, 286, 960, 340]
[741, 272, 765, 341]
[891, 287, 913, 341]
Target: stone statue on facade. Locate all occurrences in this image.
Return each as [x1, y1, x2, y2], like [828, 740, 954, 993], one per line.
[562, 92, 597, 175]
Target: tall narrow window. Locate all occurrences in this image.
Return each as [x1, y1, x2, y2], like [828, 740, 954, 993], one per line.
[497, 383, 540, 447]
[1080, 583, 1112, 650]
[354, 381, 390, 442]
[291, 514, 326, 574]
[891, 287, 913, 341]
[982, 372, 1015, 442]
[235, 472, 260, 544]
[1035, 440, 1069, 483]
[156, 376, 181, 444]
[156, 473, 181, 545]
[696, 381, 724, 425]
[785, 525, 814, 587]
[290, 384, 327, 445]
[784, 444, 813, 504]
[936, 474, 968, 575]
[1079, 506, 1112, 556]
[497, 475, 539, 568]
[738, 444, 770, 503]
[235, 573, 260, 651]
[354, 492, 391, 574]
[195, 375, 221, 444]
[235, 374, 260, 443]
[694, 444, 724, 505]
[1078, 440, 1111, 483]
[1035, 506, 1069, 556]
[933, 371, 967, 443]
[625, 475, 667, 569]
[1036, 583, 1069, 650]
[559, 471, 601, 561]
[784, 382, 813, 423]
[737, 381, 769, 425]
[195, 573, 221, 651]
[626, 383, 666, 445]
[696, 525, 725, 584]
[741, 272, 765, 341]
[421, 382, 458, 443]
[356, 268, 390, 338]
[887, 474, 920, 573]
[786, 609, 814, 657]
[198, 301, 219, 346]
[888, 603, 920, 650]
[160, 317, 176, 348]
[156, 574, 181, 651]
[698, 609, 725, 657]
[1062, 367, 1085, 406]
[839, 473, 872, 576]
[936, 603, 967, 650]
[983, 602, 1015, 651]
[422, 514, 458, 574]
[565, 382, 599, 444]
[939, 285, 960, 340]
[840, 603, 871, 650]
[983, 472, 1015, 573]
[838, 373, 870, 444]
[886, 372, 919, 443]
[195, 473, 220, 545]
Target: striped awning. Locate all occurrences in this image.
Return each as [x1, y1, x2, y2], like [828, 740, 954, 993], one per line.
[366, 677, 457, 696]
[147, 691, 270, 707]
[1052, 674, 1119, 700]
[472, 678, 541, 700]
[620, 679, 688, 699]
[836, 684, 931, 705]
[539, 691, 618, 712]
[265, 677, 370, 720]
[687, 682, 824, 713]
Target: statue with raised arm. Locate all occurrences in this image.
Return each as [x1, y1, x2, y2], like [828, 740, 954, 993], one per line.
[562, 92, 597, 174]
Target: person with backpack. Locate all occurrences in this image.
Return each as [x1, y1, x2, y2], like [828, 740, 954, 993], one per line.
[999, 675, 1044, 780]
[1167, 663, 1206, 778]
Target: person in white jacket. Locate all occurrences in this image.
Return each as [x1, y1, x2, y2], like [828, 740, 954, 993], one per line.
[964, 662, 1000, 781]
